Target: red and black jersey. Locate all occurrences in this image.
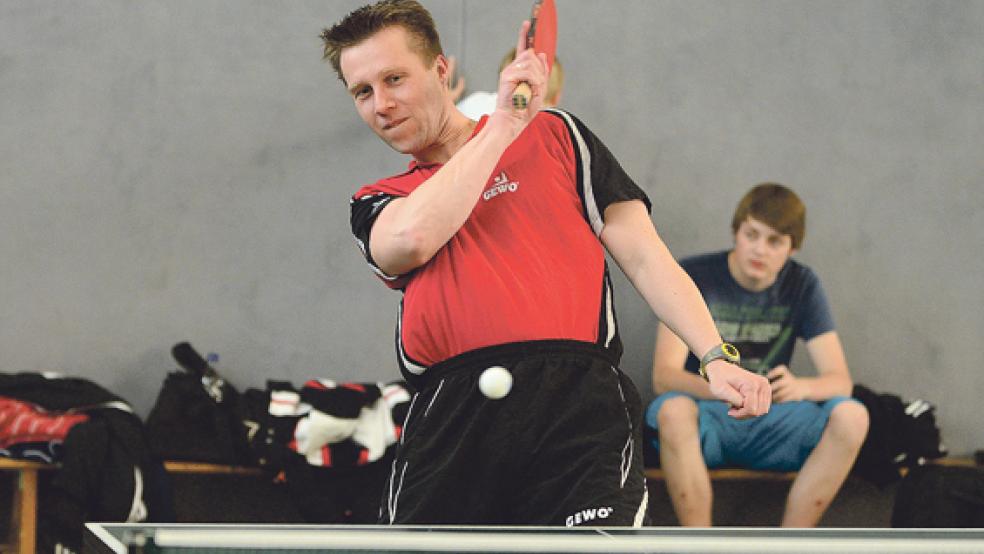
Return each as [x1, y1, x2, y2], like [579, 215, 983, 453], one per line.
[350, 109, 650, 381]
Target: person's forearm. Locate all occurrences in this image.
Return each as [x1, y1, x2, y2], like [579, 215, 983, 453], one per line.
[372, 115, 522, 274]
[602, 204, 726, 361]
[797, 372, 853, 400]
[624, 248, 725, 360]
[610, 204, 771, 417]
[653, 365, 716, 399]
[650, 265, 724, 359]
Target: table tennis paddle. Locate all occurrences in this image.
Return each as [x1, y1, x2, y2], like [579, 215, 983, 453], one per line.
[511, 0, 557, 110]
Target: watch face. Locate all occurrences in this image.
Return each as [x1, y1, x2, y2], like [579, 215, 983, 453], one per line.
[723, 343, 739, 358]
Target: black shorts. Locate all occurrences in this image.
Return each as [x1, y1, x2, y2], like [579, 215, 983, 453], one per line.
[380, 340, 649, 526]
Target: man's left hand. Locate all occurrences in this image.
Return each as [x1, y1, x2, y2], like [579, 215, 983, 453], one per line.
[765, 365, 807, 403]
[705, 359, 771, 419]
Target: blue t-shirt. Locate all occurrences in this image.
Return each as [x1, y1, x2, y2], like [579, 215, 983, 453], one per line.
[681, 251, 834, 375]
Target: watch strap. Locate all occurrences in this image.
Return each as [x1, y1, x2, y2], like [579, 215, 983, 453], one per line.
[698, 342, 741, 381]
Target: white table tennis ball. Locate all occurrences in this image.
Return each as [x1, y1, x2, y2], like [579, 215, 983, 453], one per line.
[479, 366, 513, 399]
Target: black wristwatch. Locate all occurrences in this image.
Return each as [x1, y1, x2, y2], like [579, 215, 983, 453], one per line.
[698, 343, 741, 381]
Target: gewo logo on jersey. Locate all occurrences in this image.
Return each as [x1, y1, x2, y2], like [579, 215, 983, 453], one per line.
[483, 171, 519, 201]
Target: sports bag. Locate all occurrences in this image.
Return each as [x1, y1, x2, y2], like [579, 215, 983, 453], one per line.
[892, 464, 984, 527]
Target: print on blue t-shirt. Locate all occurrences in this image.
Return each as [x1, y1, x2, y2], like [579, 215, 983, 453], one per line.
[681, 251, 834, 375]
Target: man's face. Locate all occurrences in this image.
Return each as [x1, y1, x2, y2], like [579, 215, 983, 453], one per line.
[339, 26, 448, 156]
[731, 216, 796, 287]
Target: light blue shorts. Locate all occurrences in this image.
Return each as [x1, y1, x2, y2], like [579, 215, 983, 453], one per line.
[644, 392, 858, 472]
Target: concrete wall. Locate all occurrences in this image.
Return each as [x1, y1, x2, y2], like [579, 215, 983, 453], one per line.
[2, 1, 981, 455]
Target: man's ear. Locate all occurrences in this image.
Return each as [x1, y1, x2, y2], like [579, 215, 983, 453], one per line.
[434, 54, 449, 85]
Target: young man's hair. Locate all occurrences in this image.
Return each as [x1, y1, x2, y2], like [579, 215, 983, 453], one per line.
[731, 183, 806, 249]
[321, 0, 443, 84]
[497, 48, 565, 106]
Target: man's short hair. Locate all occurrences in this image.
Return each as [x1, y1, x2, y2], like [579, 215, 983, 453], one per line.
[320, 0, 443, 84]
[731, 183, 806, 249]
[497, 48, 565, 106]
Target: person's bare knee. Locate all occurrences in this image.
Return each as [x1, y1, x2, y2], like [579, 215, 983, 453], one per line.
[824, 401, 869, 449]
[656, 396, 699, 444]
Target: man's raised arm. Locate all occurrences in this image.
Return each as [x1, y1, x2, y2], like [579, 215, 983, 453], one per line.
[369, 24, 550, 276]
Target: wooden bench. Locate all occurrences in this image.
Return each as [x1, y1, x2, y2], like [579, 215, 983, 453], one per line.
[0, 457, 56, 554]
[162, 460, 263, 476]
[0, 459, 262, 554]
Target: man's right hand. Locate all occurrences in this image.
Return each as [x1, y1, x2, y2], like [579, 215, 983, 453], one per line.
[493, 20, 548, 129]
[704, 359, 771, 419]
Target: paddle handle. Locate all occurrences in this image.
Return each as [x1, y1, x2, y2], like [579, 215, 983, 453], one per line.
[512, 83, 532, 110]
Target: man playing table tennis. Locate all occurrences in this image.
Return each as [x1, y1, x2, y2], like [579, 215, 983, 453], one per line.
[321, 0, 769, 526]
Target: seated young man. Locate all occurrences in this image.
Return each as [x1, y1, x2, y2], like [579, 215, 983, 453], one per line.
[645, 183, 869, 527]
